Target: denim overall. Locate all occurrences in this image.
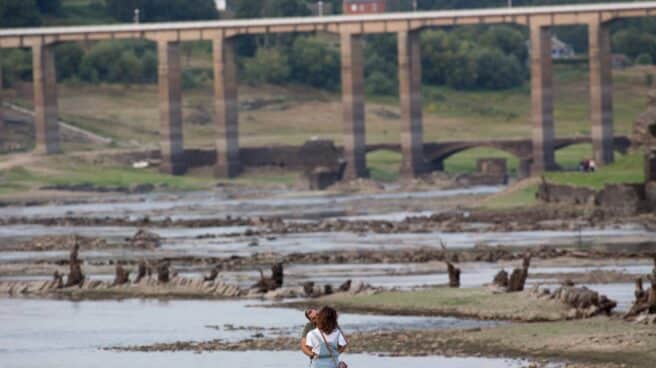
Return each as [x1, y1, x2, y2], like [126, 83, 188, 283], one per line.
[310, 332, 340, 368]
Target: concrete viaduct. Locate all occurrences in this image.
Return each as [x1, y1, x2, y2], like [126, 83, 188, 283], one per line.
[0, 2, 655, 178]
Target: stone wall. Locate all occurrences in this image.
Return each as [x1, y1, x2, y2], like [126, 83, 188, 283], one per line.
[537, 181, 650, 215]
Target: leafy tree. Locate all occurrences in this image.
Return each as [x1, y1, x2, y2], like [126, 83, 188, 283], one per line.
[106, 0, 218, 22]
[613, 29, 656, 61]
[290, 37, 340, 90]
[1, 49, 32, 87]
[481, 26, 527, 63]
[445, 50, 478, 90]
[365, 71, 397, 96]
[473, 48, 524, 89]
[0, 0, 41, 28]
[36, 0, 61, 14]
[242, 48, 291, 84]
[636, 53, 654, 66]
[55, 43, 84, 81]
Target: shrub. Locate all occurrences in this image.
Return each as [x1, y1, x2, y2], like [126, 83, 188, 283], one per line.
[242, 48, 290, 85]
[636, 53, 654, 65]
[290, 37, 340, 90]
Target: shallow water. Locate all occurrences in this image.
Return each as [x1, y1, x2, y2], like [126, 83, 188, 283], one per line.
[0, 187, 501, 220]
[1, 350, 529, 368]
[0, 298, 514, 368]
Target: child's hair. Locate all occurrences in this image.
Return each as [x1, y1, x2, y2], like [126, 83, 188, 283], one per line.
[316, 306, 338, 333]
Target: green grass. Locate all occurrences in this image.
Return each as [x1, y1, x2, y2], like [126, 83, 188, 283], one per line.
[367, 150, 402, 182]
[0, 164, 215, 196]
[545, 149, 644, 189]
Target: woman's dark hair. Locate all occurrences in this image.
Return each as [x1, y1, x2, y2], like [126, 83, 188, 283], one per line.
[316, 306, 338, 334]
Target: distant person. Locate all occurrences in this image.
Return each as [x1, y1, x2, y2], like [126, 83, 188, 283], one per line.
[304, 306, 348, 368]
[589, 159, 597, 172]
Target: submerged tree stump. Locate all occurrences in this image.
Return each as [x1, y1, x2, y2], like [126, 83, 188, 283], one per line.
[135, 260, 151, 283]
[338, 279, 352, 292]
[507, 255, 531, 292]
[252, 263, 285, 292]
[439, 240, 460, 288]
[493, 269, 509, 289]
[203, 265, 221, 282]
[157, 261, 170, 283]
[64, 242, 85, 288]
[52, 271, 64, 289]
[113, 264, 131, 286]
[625, 257, 656, 318]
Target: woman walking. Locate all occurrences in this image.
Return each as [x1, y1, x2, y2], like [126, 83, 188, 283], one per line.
[304, 306, 348, 368]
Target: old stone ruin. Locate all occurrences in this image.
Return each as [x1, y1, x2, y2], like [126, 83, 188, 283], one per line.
[529, 284, 617, 318]
[537, 90, 656, 215]
[299, 140, 347, 190]
[625, 256, 656, 324]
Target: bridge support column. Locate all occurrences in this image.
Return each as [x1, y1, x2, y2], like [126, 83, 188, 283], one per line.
[157, 41, 186, 175]
[0, 54, 5, 144]
[398, 30, 427, 178]
[33, 43, 61, 154]
[341, 33, 368, 179]
[588, 21, 614, 165]
[213, 36, 241, 178]
[530, 25, 556, 174]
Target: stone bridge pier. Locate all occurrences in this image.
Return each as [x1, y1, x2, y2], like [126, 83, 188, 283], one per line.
[1, 2, 649, 179]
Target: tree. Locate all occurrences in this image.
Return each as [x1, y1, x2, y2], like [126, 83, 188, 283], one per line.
[290, 37, 340, 90]
[106, 0, 218, 22]
[55, 44, 84, 81]
[242, 48, 291, 85]
[474, 48, 524, 89]
[36, 0, 61, 14]
[0, 0, 41, 28]
[481, 26, 528, 63]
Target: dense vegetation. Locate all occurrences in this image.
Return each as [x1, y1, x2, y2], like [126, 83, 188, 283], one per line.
[1, 0, 655, 94]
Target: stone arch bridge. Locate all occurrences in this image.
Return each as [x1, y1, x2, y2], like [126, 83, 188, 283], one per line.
[367, 136, 631, 177]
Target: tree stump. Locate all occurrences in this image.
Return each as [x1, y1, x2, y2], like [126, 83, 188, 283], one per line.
[113, 264, 131, 286]
[251, 263, 285, 292]
[64, 243, 85, 288]
[157, 261, 170, 283]
[338, 279, 352, 292]
[626, 257, 656, 318]
[507, 255, 531, 292]
[439, 240, 460, 288]
[53, 271, 64, 289]
[493, 269, 509, 288]
[203, 265, 220, 282]
[135, 260, 150, 283]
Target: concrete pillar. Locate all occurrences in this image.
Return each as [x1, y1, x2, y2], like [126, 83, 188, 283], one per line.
[530, 24, 556, 174]
[341, 33, 368, 179]
[589, 21, 614, 165]
[0, 52, 5, 144]
[157, 41, 185, 175]
[398, 30, 427, 177]
[213, 36, 241, 178]
[33, 43, 61, 154]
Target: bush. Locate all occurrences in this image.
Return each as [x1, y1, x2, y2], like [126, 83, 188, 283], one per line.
[242, 48, 291, 85]
[473, 48, 524, 90]
[365, 71, 397, 96]
[636, 53, 654, 65]
[0, 0, 41, 28]
[290, 37, 340, 90]
[55, 44, 84, 81]
[79, 41, 156, 84]
[1, 49, 32, 87]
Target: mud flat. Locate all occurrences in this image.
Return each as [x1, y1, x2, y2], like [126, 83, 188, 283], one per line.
[282, 287, 575, 321]
[119, 318, 654, 368]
